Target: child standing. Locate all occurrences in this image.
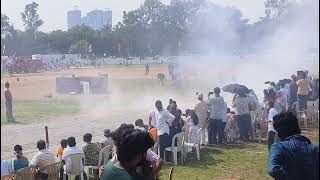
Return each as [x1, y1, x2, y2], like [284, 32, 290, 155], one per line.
[182, 110, 200, 144]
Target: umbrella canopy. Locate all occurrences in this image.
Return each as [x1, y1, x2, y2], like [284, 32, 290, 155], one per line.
[222, 84, 250, 94]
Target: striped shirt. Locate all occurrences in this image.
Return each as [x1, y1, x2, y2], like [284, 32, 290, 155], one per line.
[29, 149, 57, 173]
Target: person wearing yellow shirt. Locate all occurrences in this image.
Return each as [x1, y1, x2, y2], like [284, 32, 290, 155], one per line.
[296, 72, 309, 111]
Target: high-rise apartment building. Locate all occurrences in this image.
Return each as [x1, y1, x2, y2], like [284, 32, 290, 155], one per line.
[67, 8, 112, 30]
[67, 10, 81, 29]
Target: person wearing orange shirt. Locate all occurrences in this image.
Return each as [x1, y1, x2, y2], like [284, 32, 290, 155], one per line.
[56, 139, 67, 158]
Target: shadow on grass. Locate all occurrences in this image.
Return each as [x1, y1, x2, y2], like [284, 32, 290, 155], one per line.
[1, 121, 27, 126]
[204, 141, 261, 150]
[164, 148, 224, 170]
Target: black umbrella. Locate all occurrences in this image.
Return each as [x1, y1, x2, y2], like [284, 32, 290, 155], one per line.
[222, 84, 250, 94]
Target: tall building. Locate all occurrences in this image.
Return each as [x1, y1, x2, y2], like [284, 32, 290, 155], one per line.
[67, 10, 81, 29]
[67, 8, 112, 30]
[103, 9, 112, 29]
[86, 10, 104, 30]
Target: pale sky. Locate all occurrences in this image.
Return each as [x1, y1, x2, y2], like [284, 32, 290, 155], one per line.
[1, 0, 265, 32]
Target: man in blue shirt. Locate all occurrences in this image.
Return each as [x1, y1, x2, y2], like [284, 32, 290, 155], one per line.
[268, 112, 319, 180]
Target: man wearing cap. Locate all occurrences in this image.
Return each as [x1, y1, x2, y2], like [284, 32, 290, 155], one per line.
[4, 81, 14, 123]
[194, 92, 209, 145]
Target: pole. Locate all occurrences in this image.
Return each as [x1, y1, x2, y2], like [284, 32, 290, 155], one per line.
[45, 126, 49, 148]
[168, 167, 174, 180]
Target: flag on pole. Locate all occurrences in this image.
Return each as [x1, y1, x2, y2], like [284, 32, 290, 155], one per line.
[88, 44, 92, 53]
[118, 42, 121, 56]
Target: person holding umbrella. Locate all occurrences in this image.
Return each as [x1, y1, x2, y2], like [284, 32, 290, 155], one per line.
[232, 89, 252, 142]
[207, 87, 227, 145]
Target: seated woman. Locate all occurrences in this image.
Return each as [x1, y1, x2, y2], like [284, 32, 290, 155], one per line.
[101, 124, 158, 180]
[8, 145, 29, 172]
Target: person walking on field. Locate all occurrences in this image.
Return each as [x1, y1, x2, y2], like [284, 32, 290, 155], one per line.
[194, 93, 209, 145]
[145, 64, 150, 75]
[4, 81, 14, 123]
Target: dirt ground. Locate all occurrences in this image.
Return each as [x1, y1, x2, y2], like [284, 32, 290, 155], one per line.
[1, 65, 169, 101]
[1, 65, 171, 160]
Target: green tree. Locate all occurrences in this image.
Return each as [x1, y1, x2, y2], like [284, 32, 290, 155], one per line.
[264, 0, 290, 20]
[1, 14, 14, 40]
[68, 40, 89, 55]
[21, 2, 43, 33]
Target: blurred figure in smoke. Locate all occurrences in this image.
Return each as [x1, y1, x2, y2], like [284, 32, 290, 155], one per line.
[194, 92, 209, 145]
[157, 73, 165, 86]
[145, 64, 150, 75]
[288, 75, 298, 108]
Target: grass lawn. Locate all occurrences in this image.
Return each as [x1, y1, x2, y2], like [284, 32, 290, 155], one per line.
[1, 100, 80, 125]
[159, 127, 319, 180]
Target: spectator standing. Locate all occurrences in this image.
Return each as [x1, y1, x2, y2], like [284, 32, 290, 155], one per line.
[268, 112, 319, 180]
[232, 91, 251, 142]
[288, 75, 298, 107]
[168, 101, 183, 141]
[207, 87, 227, 145]
[154, 100, 175, 159]
[194, 92, 209, 145]
[266, 101, 278, 151]
[4, 81, 14, 123]
[296, 72, 309, 111]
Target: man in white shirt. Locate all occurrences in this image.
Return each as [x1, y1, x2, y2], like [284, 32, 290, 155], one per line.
[154, 100, 175, 159]
[62, 137, 84, 177]
[266, 101, 278, 151]
[207, 87, 227, 145]
[29, 140, 56, 179]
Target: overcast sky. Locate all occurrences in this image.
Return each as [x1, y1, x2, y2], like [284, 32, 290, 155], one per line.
[1, 0, 265, 32]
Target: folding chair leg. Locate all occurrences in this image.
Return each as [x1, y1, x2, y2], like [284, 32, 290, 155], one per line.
[173, 151, 177, 166]
[196, 146, 200, 160]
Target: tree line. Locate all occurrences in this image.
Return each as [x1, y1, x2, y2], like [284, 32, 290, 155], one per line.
[0, 0, 314, 57]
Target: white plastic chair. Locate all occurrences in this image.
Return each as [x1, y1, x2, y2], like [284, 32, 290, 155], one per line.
[64, 153, 85, 180]
[164, 132, 184, 166]
[184, 128, 202, 161]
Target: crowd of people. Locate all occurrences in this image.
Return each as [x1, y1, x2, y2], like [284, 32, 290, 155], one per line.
[1, 70, 319, 180]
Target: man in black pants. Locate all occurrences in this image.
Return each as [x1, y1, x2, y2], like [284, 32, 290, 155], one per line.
[154, 100, 175, 159]
[207, 87, 227, 145]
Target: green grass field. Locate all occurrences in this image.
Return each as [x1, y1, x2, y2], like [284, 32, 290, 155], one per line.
[159, 127, 319, 180]
[1, 100, 80, 125]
